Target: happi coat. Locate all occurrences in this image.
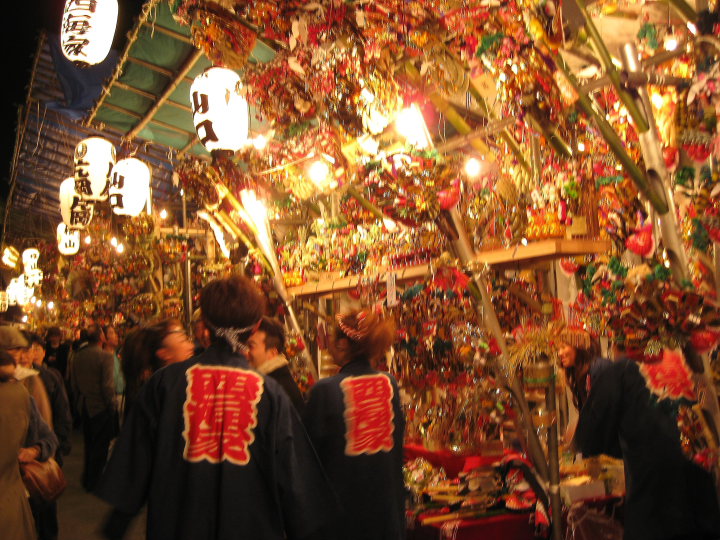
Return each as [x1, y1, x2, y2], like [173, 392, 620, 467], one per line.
[96, 343, 338, 540]
[303, 359, 406, 540]
[576, 357, 720, 540]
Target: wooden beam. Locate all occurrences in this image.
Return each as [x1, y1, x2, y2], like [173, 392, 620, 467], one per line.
[114, 81, 192, 113]
[142, 22, 193, 44]
[127, 50, 203, 140]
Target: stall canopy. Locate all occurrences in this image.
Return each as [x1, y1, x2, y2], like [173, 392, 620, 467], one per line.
[4, 32, 181, 244]
[85, 0, 275, 156]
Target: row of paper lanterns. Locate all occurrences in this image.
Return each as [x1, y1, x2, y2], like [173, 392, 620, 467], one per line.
[0, 247, 44, 312]
[58, 137, 151, 255]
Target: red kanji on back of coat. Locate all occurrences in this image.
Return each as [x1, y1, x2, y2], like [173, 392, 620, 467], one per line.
[341, 374, 394, 456]
[183, 365, 264, 465]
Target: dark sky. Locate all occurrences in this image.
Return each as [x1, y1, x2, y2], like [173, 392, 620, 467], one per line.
[2, 0, 145, 198]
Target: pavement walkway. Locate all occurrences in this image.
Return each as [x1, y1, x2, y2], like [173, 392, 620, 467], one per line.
[56, 429, 146, 540]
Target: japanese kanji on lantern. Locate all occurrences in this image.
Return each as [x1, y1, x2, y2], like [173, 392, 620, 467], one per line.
[109, 157, 151, 216]
[22, 248, 43, 289]
[60, 176, 94, 229]
[7, 277, 33, 307]
[60, 0, 118, 66]
[57, 223, 81, 256]
[74, 137, 115, 201]
[190, 67, 249, 153]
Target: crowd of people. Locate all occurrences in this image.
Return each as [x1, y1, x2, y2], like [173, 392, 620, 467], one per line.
[0, 275, 405, 540]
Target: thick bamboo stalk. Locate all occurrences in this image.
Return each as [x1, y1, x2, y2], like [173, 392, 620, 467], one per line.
[552, 53, 669, 213]
[574, 0, 650, 134]
[466, 84, 532, 176]
[404, 64, 493, 160]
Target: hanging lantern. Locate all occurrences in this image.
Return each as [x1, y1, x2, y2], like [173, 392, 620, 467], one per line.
[22, 249, 40, 272]
[0, 291, 8, 312]
[190, 67, 249, 153]
[74, 137, 115, 201]
[60, 177, 94, 229]
[109, 158, 151, 216]
[1, 246, 19, 269]
[60, 0, 118, 66]
[57, 224, 81, 256]
[8, 278, 33, 307]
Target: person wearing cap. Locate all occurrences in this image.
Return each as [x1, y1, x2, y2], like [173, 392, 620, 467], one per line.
[0, 326, 54, 430]
[97, 275, 338, 540]
[70, 323, 117, 492]
[247, 316, 305, 414]
[0, 348, 59, 540]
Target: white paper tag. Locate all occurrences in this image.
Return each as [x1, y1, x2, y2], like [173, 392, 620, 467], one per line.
[387, 272, 398, 307]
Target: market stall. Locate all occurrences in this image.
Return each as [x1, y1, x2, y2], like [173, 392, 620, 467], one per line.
[6, 0, 720, 538]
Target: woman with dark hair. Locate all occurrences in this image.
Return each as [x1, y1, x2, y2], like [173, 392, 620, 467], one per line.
[120, 319, 194, 420]
[303, 308, 406, 540]
[557, 339, 609, 411]
[98, 275, 336, 540]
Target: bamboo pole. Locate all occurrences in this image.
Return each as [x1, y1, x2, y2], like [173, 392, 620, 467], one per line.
[551, 52, 669, 213]
[439, 208, 550, 482]
[574, 0, 650, 133]
[404, 64, 493, 160]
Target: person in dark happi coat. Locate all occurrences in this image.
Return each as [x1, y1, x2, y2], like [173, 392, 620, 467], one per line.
[303, 308, 406, 540]
[576, 355, 720, 540]
[96, 275, 338, 540]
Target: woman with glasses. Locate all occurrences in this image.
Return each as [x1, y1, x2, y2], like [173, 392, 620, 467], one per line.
[120, 319, 194, 421]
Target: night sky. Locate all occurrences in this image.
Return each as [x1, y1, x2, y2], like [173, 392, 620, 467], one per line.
[2, 0, 145, 200]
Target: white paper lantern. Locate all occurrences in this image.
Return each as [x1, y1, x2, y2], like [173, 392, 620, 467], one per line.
[74, 137, 115, 201]
[109, 158, 151, 216]
[8, 278, 33, 307]
[60, 177, 94, 229]
[60, 0, 118, 66]
[1, 246, 19, 269]
[190, 67, 249, 153]
[22, 249, 40, 272]
[24, 269, 44, 289]
[57, 224, 81, 256]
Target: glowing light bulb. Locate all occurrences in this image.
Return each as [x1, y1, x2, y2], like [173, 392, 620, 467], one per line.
[664, 37, 678, 51]
[116, 243, 125, 254]
[110, 236, 118, 247]
[464, 157, 483, 178]
[160, 209, 168, 220]
[651, 92, 664, 108]
[308, 160, 331, 187]
[48, 301, 55, 310]
[36, 300, 42, 308]
[22, 315, 28, 323]
[395, 105, 432, 148]
[85, 236, 92, 245]
[577, 142, 585, 152]
[252, 135, 269, 151]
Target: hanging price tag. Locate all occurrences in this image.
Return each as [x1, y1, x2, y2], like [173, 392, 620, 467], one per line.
[387, 272, 398, 307]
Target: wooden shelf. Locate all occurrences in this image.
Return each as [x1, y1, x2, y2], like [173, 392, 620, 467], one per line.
[288, 239, 609, 298]
[287, 264, 430, 298]
[475, 239, 610, 268]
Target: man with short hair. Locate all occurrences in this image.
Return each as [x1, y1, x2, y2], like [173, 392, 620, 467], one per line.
[247, 317, 305, 414]
[70, 323, 116, 491]
[97, 276, 336, 540]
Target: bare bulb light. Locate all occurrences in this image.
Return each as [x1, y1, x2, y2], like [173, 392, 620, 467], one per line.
[160, 209, 168, 220]
[464, 157, 483, 177]
[395, 105, 432, 149]
[308, 160, 331, 187]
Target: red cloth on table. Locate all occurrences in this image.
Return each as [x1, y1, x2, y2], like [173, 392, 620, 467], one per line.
[408, 512, 535, 540]
[404, 444, 505, 478]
